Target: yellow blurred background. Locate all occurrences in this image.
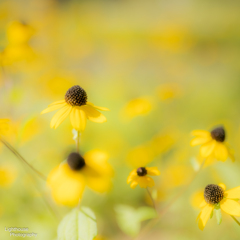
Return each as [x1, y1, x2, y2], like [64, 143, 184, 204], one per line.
[1, 0, 240, 239]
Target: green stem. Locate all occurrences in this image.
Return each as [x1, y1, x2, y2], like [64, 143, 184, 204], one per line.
[0, 138, 46, 180]
[231, 215, 240, 226]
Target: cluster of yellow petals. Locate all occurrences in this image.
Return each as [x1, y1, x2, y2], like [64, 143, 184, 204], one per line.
[47, 150, 114, 207]
[41, 100, 109, 131]
[127, 167, 160, 189]
[197, 183, 240, 230]
[190, 130, 233, 162]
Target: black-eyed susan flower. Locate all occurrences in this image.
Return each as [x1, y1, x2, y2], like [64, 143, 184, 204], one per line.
[127, 167, 160, 189]
[47, 150, 113, 207]
[190, 126, 234, 162]
[197, 183, 240, 230]
[41, 85, 109, 131]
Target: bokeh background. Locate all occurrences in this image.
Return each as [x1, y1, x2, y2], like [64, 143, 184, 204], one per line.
[1, 0, 240, 239]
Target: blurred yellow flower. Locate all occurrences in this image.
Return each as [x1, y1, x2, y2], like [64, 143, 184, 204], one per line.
[122, 97, 152, 119]
[47, 150, 114, 207]
[41, 85, 109, 131]
[127, 167, 160, 189]
[190, 127, 234, 162]
[0, 119, 10, 136]
[6, 21, 34, 45]
[0, 165, 17, 188]
[197, 183, 240, 230]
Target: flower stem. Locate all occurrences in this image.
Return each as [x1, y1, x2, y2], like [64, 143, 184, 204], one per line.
[231, 215, 240, 226]
[146, 187, 156, 212]
[76, 131, 80, 153]
[0, 138, 46, 180]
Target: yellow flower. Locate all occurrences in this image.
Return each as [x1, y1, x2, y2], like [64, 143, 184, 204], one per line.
[127, 167, 160, 189]
[41, 85, 109, 131]
[190, 127, 234, 162]
[197, 183, 240, 230]
[47, 150, 114, 207]
[0, 119, 10, 136]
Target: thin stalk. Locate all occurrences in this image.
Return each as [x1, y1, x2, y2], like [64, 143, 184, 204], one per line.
[0, 138, 46, 180]
[146, 188, 156, 212]
[231, 216, 240, 226]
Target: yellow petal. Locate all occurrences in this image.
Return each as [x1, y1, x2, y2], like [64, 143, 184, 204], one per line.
[127, 169, 137, 184]
[191, 130, 211, 138]
[219, 183, 226, 191]
[199, 199, 207, 208]
[47, 163, 86, 207]
[87, 102, 110, 111]
[130, 180, 138, 189]
[50, 105, 72, 129]
[48, 100, 66, 106]
[81, 105, 107, 123]
[70, 107, 87, 131]
[214, 143, 229, 161]
[197, 204, 214, 231]
[220, 198, 240, 216]
[225, 186, 240, 199]
[41, 101, 67, 114]
[200, 140, 216, 158]
[137, 176, 154, 188]
[83, 166, 112, 193]
[84, 150, 114, 177]
[190, 136, 212, 146]
[146, 167, 160, 176]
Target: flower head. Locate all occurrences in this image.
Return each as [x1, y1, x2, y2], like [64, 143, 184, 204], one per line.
[197, 183, 240, 230]
[190, 126, 234, 162]
[47, 150, 114, 206]
[127, 167, 160, 189]
[41, 85, 109, 131]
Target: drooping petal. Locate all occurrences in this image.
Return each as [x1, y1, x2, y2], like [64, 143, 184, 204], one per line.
[197, 204, 214, 231]
[199, 199, 207, 208]
[200, 140, 216, 158]
[146, 167, 160, 176]
[81, 105, 107, 123]
[70, 107, 87, 131]
[191, 130, 211, 138]
[81, 166, 112, 193]
[47, 163, 86, 207]
[190, 136, 212, 146]
[50, 105, 72, 129]
[84, 150, 114, 177]
[130, 180, 138, 189]
[225, 186, 240, 199]
[214, 143, 229, 161]
[41, 101, 67, 114]
[87, 102, 110, 111]
[220, 199, 240, 216]
[127, 169, 138, 184]
[137, 176, 154, 188]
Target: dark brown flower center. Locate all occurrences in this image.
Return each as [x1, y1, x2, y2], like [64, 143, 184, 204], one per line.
[204, 184, 224, 204]
[67, 152, 85, 170]
[137, 167, 147, 176]
[211, 127, 225, 142]
[65, 85, 87, 106]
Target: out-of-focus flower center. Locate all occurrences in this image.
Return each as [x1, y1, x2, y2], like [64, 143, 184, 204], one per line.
[137, 167, 147, 176]
[67, 152, 85, 170]
[211, 127, 225, 142]
[204, 184, 224, 204]
[65, 85, 88, 106]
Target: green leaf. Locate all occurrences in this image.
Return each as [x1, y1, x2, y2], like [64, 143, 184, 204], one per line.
[57, 207, 97, 240]
[215, 208, 222, 225]
[115, 205, 156, 237]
